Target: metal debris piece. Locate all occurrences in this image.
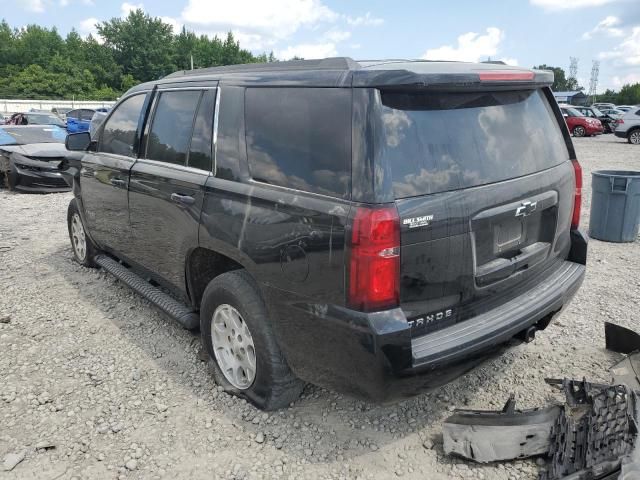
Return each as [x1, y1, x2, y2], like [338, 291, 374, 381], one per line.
[443, 394, 561, 463]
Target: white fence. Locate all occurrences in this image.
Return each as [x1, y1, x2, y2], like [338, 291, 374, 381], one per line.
[1, 99, 117, 115]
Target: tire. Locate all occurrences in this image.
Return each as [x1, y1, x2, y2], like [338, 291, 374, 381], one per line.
[200, 270, 304, 410]
[629, 129, 640, 145]
[67, 199, 99, 267]
[573, 125, 586, 137]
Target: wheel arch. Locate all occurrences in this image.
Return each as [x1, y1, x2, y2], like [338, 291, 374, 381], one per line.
[185, 247, 256, 310]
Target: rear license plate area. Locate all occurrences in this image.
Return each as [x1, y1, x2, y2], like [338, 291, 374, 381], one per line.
[494, 218, 524, 254]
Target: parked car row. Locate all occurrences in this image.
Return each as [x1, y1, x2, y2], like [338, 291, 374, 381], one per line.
[557, 102, 640, 144]
[3, 107, 111, 134]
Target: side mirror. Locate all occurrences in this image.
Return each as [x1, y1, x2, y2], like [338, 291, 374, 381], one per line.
[66, 132, 91, 151]
[563, 113, 568, 118]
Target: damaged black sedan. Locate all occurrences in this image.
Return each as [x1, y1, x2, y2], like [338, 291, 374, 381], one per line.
[0, 125, 70, 193]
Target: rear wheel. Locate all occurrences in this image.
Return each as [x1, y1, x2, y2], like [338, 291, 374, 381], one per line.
[573, 125, 586, 137]
[629, 129, 640, 145]
[201, 270, 304, 410]
[67, 199, 98, 267]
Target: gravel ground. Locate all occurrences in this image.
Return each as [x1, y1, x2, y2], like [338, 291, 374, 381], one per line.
[1, 134, 639, 480]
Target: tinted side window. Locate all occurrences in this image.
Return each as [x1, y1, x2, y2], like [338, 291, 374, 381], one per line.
[68, 109, 80, 119]
[100, 94, 146, 158]
[245, 87, 351, 199]
[187, 89, 215, 171]
[146, 90, 201, 166]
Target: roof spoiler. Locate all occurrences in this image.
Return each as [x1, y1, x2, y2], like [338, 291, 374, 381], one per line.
[352, 69, 554, 89]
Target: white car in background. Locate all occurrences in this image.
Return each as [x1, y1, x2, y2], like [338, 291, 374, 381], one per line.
[614, 107, 640, 145]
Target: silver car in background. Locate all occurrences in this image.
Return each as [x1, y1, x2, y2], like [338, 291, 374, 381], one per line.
[614, 107, 640, 145]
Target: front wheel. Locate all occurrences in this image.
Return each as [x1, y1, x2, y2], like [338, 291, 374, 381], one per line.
[629, 129, 640, 145]
[200, 270, 304, 410]
[67, 199, 98, 267]
[573, 125, 586, 137]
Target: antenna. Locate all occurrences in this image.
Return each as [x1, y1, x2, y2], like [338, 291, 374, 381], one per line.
[588, 60, 600, 104]
[569, 57, 578, 82]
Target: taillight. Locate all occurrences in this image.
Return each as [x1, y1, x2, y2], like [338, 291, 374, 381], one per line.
[618, 119, 625, 124]
[348, 205, 400, 312]
[571, 159, 582, 229]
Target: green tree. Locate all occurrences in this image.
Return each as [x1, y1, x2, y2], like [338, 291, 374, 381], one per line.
[0, 14, 271, 100]
[617, 83, 640, 105]
[533, 64, 583, 91]
[97, 9, 175, 82]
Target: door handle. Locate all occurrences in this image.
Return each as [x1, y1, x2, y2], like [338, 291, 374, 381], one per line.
[110, 178, 126, 187]
[170, 193, 196, 206]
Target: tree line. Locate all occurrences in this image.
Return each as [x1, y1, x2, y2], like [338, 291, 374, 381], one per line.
[1, 10, 638, 105]
[0, 9, 273, 100]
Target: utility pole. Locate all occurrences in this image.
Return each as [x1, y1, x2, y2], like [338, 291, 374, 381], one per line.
[190, 55, 194, 70]
[588, 60, 600, 104]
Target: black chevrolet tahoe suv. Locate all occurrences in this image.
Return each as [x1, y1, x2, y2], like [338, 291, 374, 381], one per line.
[64, 58, 587, 410]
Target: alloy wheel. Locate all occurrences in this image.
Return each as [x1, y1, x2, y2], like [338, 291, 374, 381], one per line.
[630, 130, 640, 145]
[211, 304, 257, 390]
[71, 213, 87, 261]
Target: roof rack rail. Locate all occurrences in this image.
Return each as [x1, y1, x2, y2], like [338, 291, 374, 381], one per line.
[164, 57, 360, 79]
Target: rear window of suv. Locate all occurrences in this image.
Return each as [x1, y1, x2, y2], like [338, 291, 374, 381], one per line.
[380, 89, 570, 199]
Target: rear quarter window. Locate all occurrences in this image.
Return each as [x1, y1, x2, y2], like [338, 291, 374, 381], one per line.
[380, 89, 570, 198]
[245, 87, 351, 199]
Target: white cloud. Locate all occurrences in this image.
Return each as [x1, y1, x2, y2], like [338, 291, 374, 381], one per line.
[160, 16, 183, 33]
[345, 12, 384, 27]
[181, 0, 337, 39]
[323, 28, 351, 43]
[599, 26, 640, 66]
[582, 16, 624, 39]
[22, 0, 45, 12]
[79, 17, 99, 35]
[121, 2, 143, 17]
[422, 27, 505, 62]
[610, 72, 640, 88]
[276, 42, 337, 60]
[530, 0, 618, 10]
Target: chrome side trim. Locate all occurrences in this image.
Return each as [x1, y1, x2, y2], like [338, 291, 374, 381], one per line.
[245, 178, 349, 202]
[135, 158, 212, 176]
[212, 86, 221, 175]
[156, 86, 217, 92]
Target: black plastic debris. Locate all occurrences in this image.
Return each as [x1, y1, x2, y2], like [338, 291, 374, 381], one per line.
[541, 378, 638, 480]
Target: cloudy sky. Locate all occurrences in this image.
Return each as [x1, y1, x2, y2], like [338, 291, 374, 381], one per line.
[3, 0, 640, 91]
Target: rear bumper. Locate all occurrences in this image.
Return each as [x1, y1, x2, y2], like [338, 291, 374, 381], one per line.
[410, 260, 584, 368]
[266, 230, 588, 402]
[615, 130, 628, 139]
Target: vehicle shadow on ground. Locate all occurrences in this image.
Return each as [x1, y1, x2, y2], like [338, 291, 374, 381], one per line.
[45, 245, 518, 465]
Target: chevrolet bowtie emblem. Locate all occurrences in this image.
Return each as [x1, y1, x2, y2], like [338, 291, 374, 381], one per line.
[515, 200, 538, 217]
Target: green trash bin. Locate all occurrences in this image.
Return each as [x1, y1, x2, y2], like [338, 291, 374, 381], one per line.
[589, 170, 640, 243]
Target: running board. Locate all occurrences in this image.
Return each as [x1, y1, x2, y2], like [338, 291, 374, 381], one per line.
[95, 254, 199, 330]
